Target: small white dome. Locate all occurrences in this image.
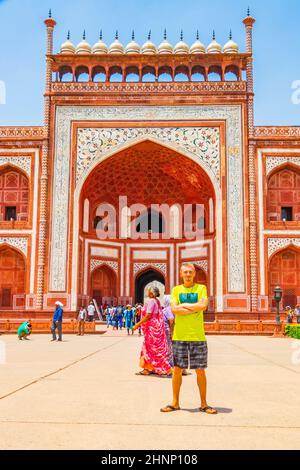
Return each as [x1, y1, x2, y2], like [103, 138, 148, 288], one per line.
[60, 32, 75, 54]
[109, 32, 124, 54]
[190, 32, 206, 54]
[223, 32, 239, 54]
[158, 31, 173, 54]
[76, 32, 92, 54]
[92, 31, 108, 54]
[125, 32, 141, 54]
[207, 32, 222, 53]
[141, 31, 157, 54]
[174, 31, 189, 54]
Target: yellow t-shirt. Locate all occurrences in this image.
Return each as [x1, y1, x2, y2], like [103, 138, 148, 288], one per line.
[171, 284, 207, 342]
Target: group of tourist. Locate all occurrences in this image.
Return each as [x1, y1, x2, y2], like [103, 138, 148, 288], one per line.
[16, 262, 218, 414]
[285, 305, 300, 324]
[105, 304, 142, 335]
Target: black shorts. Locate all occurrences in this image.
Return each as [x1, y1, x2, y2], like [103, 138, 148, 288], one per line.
[172, 341, 208, 370]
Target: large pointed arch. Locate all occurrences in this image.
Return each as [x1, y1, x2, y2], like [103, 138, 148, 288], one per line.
[71, 139, 223, 310]
[268, 245, 300, 309]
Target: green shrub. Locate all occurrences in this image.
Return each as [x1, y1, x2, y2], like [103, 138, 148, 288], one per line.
[285, 325, 300, 339]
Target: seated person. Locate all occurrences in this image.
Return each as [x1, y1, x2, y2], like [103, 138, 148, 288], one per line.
[17, 320, 32, 340]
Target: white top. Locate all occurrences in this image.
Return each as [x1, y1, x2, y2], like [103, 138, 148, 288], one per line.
[78, 308, 87, 320]
[87, 304, 95, 315]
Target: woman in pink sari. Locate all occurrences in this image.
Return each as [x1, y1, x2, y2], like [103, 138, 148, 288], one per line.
[132, 286, 172, 377]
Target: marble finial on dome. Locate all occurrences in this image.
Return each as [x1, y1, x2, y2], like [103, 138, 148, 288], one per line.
[76, 30, 92, 54]
[125, 29, 141, 54]
[60, 30, 76, 54]
[207, 30, 222, 53]
[141, 30, 157, 54]
[223, 30, 239, 54]
[92, 29, 108, 54]
[158, 28, 173, 54]
[190, 30, 206, 54]
[109, 30, 124, 54]
[174, 29, 189, 54]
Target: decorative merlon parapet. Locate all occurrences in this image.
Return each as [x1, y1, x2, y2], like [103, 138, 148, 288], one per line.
[0, 127, 44, 140]
[254, 127, 300, 140]
[51, 81, 247, 94]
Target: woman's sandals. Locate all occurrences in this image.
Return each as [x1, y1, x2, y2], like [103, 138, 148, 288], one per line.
[135, 370, 153, 376]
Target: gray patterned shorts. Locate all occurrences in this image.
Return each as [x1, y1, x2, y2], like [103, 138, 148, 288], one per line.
[172, 341, 208, 370]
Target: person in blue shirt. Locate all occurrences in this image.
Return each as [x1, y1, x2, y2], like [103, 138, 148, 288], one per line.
[123, 305, 134, 335]
[51, 301, 64, 342]
[116, 305, 124, 330]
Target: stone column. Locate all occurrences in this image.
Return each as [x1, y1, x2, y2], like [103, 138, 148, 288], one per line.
[36, 11, 56, 309]
[243, 11, 257, 311]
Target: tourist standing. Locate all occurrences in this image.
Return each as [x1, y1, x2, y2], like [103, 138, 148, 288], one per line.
[77, 306, 87, 336]
[132, 287, 171, 376]
[111, 306, 118, 330]
[106, 306, 111, 329]
[134, 304, 142, 336]
[123, 305, 134, 335]
[87, 301, 95, 322]
[295, 305, 300, 324]
[51, 301, 64, 342]
[116, 305, 124, 330]
[286, 306, 294, 324]
[161, 263, 217, 414]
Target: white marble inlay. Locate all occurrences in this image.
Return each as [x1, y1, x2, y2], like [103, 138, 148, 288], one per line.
[266, 156, 300, 176]
[0, 155, 31, 177]
[51, 105, 244, 293]
[0, 237, 28, 256]
[133, 250, 167, 260]
[90, 246, 119, 258]
[268, 238, 300, 258]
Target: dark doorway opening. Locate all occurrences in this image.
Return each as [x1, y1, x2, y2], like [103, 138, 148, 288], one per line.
[135, 269, 165, 304]
[5, 206, 16, 221]
[1, 288, 11, 307]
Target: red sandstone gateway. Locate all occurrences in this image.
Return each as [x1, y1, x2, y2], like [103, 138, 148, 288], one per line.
[0, 11, 300, 335]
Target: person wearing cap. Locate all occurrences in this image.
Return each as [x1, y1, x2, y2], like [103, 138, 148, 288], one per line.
[51, 301, 64, 342]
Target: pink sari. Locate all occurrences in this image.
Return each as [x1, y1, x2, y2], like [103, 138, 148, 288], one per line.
[139, 298, 171, 375]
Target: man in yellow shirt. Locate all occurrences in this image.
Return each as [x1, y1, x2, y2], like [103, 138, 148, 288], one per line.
[161, 263, 217, 414]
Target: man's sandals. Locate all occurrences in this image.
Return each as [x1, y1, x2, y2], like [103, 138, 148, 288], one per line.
[160, 405, 181, 413]
[160, 405, 218, 414]
[199, 406, 218, 415]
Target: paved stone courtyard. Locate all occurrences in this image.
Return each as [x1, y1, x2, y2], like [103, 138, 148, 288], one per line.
[0, 330, 299, 450]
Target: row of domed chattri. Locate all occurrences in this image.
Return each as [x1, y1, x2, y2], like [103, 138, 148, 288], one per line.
[59, 30, 239, 55]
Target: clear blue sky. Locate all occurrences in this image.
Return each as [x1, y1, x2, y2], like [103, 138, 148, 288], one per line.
[0, 0, 299, 126]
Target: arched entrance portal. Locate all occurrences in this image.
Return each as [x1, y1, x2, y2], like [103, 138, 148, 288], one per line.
[75, 140, 218, 310]
[91, 265, 117, 306]
[135, 269, 165, 304]
[0, 246, 26, 308]
[269, 247, 300, 308]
